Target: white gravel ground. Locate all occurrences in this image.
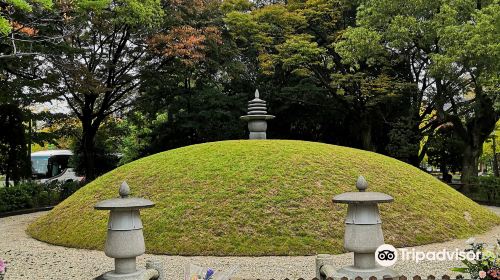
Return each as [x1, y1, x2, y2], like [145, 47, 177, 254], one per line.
[0, 207, 499, 280]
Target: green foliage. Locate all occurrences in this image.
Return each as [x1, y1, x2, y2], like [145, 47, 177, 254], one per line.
[115, 113, 156, 165]
[68, 120, 123, 177]
[431, 0, 500, 97]
[75, 0, 163, 26]
[113, 0, 163, 27]
[43, 0, 165, 179]
[0, 182, 33, 212]
[1, 0, 498, 186]
[134, 85, 246, 156]
[222, 0, 413, 156]
[480, 121, 499, 172]
[0, 181, 81, 213]
[0, 17, 9, 35]
[76, 0, 112, 11]
[0, 0, 53, 35]
[0, 104, 29, 186]
[133, 0, 250, 157]
[386, 117, 421, 162]
[6, 0, 33, 11]
[277, 34, 326, 70]
[335, 27, 384, 68]
[301, 0, 344, 32]
[225, 2, 315, 73]
[427, 126, 465, 174]
[220, 0, 253, 13]
[469, 176, 500, 204]
[335, 0, 500, 178]
[28, 140, 500, 255]
[96, 112, 169, 166]
[224, 11, 260, 46]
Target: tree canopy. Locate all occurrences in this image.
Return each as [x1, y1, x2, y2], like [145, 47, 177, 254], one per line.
[0, 0, 498, 182]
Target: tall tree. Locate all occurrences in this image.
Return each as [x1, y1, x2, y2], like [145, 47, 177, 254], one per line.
[46, 0, 163, 179]
[432, 0, 500, 182]
[426, 123, 464, 182]
[1, 0, 63, 181]
[334, 0, 451, 165]
[0, 0, 53, 58]
[224, 0, 408, 152]
[0, 104, 29, 186]
[334, 0, 499, 177]
[135, 0, 248, 153]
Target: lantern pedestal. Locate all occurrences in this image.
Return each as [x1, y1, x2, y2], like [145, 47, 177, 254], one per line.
[330, 176, 400, 280]
[94, 182, 159, 280]
[98, 268, 144, 280]
[240, 115, 275, 139]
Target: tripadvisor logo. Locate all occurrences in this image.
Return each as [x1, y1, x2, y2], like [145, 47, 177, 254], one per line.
[375, 244, 481, 266]
[376, 244, 398, 267]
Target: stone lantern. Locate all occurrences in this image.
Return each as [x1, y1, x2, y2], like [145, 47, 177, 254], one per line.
[240, 89, 275, 139]
[95, 182, 159, 280]
[333, 176, 399, 279]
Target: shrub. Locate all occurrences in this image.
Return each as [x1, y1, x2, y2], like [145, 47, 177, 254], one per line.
[470, 176, 500, 204]
[0, 181, 82, 213]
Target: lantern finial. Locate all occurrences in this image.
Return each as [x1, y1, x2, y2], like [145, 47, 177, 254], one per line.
[119, 181, 130, 198]
[356, 176, 368, 192]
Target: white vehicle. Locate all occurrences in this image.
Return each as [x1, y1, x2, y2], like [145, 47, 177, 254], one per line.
[31, 150, 84, 184]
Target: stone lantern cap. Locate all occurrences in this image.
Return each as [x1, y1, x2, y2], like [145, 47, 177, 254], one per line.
[333, 176, 393, 204]
[95, 181, 155, 210]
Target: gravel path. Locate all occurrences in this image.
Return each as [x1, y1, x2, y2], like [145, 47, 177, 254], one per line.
[484, 206, 500, 215]
[0, 207, 499, 280]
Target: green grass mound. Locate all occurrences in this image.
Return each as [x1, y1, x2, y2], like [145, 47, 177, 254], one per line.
[28, 140, 499, 256]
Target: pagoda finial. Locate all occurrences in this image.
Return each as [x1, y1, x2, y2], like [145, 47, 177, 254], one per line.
[255, 89, 260, 99]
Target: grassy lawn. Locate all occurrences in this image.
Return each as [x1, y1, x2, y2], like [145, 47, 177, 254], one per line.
[27, 140, 500, 256]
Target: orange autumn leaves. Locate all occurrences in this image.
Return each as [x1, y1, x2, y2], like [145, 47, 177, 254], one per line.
[11, 21, 38, 36]
[149, 26, 222, 66]
[148, 0, 222, 64]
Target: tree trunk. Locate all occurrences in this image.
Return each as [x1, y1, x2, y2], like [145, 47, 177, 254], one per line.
[81, 122, 98, 181]
[440, 157, 452, 183]
[461, 143, 481, 184]
[27, 114, 32, 175]
[409, 117, 423, 167]
[492, 137, 499, 177]
[452, 85, 497, 185]
[360, 123, 372, 151]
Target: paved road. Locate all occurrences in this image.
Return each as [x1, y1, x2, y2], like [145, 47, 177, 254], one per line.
[0, 207, 499, 280]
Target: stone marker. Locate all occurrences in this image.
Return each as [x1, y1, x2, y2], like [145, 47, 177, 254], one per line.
[316, 176, 400, 280]
[240, 89, 275, 139]
[95, 182, 160, 280]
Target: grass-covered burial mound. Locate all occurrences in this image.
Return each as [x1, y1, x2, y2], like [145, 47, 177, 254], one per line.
[28, 140, 500, 256]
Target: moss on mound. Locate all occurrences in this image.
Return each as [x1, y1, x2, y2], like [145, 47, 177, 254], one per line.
[28, 140, 499, 256]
